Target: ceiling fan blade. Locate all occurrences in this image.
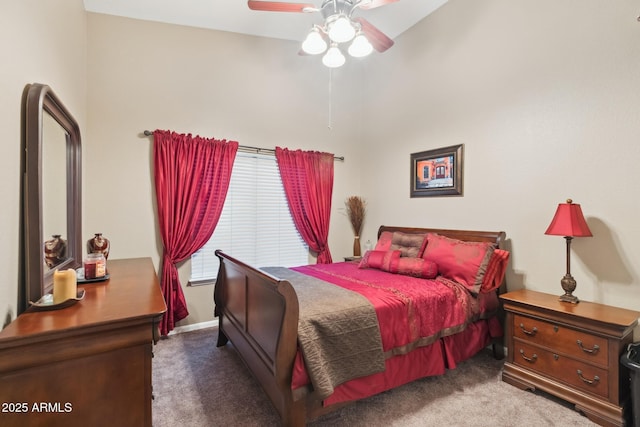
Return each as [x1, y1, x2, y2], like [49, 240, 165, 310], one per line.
[357, 0, 400, 10]
[353, 17, 394, 52]
[247, 1, 317, 13]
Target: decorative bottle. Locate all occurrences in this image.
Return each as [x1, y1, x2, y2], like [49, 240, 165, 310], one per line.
[44, 234, 67, 269]
[87, 233, 110, 259]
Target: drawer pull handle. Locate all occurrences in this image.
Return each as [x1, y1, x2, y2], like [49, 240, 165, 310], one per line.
[577, 370, 600, 385]
[519, 323, 538, 336]
[519, 349, 538, 363]
[576, 340, 600, 354]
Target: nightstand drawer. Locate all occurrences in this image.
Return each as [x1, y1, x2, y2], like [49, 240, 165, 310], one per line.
[513, 314, 608, 366]
[513, 340, 609, 399]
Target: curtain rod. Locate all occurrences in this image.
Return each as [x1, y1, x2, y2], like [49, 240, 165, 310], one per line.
[143, 130, 344, 161]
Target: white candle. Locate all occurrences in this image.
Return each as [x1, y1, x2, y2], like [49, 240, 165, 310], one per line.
[53, 269, 77, 304]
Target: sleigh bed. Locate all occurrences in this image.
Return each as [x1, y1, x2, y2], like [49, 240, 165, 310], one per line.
[213, 225, 508, 426]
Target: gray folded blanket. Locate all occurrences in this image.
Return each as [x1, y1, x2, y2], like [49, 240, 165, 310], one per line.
[261, 267, 385, 400]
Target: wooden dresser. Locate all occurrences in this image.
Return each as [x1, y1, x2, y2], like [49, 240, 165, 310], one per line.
[0, 258, 166, 427]
[501, 289, 640, 427]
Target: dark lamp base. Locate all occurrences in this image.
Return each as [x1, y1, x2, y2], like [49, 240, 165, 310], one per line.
[559, 293, 580, 304]
[559, 273, 579, 304]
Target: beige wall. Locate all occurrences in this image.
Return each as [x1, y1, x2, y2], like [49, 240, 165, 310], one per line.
[84, 14, 365, 327]
[0, 0, 86, 325]
[2, 1, 640, 331]
[360, 0, 640, 318]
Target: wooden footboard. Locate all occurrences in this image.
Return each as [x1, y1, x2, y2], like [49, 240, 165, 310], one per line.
[214, 226, 507, 426]
[214, 250, 305, 426]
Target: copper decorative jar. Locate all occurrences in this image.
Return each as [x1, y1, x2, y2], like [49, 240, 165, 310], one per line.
[87, 233, 110, 259]
[44, 234, 67, 269]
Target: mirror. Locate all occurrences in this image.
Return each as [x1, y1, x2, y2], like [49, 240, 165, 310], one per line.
[21, 83, 82, 313]
[42, 113, 69, 267]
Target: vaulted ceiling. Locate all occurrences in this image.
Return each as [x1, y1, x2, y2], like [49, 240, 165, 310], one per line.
[83, 0, 448, 42]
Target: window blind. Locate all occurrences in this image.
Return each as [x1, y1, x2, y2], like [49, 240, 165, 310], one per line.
[190, 152, 309, 283]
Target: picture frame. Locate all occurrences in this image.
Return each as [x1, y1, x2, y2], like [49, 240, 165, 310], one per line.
[410, 144, 464, 197]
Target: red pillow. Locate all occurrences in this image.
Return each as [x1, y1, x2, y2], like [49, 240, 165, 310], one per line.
[422, 233, 496, 294]
[388, 257, 438, 279]
[358, 250, 401, 271]
[481, 249, 510, 293]
[374, 231, 393, 252]
[359, 251, 437, 279]
[417, 236, 429, 258]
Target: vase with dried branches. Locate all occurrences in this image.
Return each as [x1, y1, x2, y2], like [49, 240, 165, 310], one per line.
[345, 196, 366, 257]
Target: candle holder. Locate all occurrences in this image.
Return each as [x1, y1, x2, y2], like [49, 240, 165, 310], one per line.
[84, 253, 107, 280]
[29, 289, 85, 311]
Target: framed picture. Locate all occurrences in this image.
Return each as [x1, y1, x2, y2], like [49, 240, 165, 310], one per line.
[410, 144, 464, 197]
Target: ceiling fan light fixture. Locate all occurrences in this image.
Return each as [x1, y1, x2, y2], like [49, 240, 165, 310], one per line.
[348, 33, 373, 57]
[247, 1, 396, 66]
[302, 27, 327, 54]
[327, 15, 356, 43]
[322, 44, 346, 68]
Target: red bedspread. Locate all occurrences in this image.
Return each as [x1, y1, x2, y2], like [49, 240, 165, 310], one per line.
[293, 262, 498, 355]
[289, 261, 501, 404]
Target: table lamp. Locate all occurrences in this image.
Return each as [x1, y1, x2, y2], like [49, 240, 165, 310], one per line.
[544, 199, 592, 303]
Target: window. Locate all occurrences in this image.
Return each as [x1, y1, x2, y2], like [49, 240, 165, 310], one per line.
[423, 165, 430, 180]
[190, 152, 309, 284]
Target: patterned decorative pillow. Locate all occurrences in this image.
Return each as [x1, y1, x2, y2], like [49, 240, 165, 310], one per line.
[388, 257, 438, 279]
[390, 232, 427, 258]
[358, 250, 401, 271]
[374, 231, 427, 258]
[422, 233, 496, 294]
[481, 248, 510, 293]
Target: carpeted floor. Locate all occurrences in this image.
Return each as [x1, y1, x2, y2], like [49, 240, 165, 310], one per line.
[152, 327, 598, 426]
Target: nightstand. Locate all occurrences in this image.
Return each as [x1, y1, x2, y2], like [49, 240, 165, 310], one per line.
[501, 289, 640, 427]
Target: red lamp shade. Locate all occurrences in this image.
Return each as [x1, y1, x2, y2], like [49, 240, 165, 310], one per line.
[544, 199, 592, 237]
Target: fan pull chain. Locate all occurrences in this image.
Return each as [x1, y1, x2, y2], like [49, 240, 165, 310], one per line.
[328, 68, 333, 130]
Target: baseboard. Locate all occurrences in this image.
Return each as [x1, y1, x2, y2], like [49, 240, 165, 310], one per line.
[169, 319, 219, 335]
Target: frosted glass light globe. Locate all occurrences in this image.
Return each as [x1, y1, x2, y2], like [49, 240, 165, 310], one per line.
[322, 45, 346, 68]
[302, 28, 327, 55]
[328, 15, 356, 43]
[348, 34, 373, 58]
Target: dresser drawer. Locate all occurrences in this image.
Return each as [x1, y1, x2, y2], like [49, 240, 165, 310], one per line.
[513, 314, 608, 366]
[513, 340, 609, 399]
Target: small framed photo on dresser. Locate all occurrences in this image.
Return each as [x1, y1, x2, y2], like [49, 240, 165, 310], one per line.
[410, 144, 463, 198]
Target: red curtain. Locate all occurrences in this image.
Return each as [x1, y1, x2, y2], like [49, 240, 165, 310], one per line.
[275, 147, 334, 264]
[153, 130, 238, 335]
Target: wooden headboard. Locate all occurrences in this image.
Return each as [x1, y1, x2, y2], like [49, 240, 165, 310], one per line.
[378, 225, 506, 248]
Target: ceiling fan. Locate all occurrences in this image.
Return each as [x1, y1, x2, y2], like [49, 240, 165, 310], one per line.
[247, 0, 398, 68]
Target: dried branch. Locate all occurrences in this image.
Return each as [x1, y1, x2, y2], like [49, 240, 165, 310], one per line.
[345, 196, 366, 236]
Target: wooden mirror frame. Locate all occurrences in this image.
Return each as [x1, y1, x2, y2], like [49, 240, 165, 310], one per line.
[21, 83, 82, 313]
